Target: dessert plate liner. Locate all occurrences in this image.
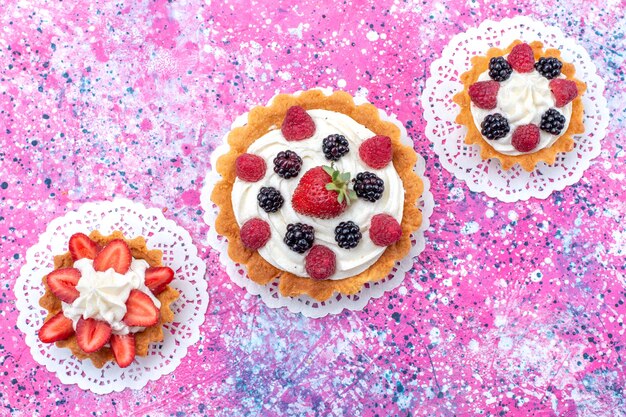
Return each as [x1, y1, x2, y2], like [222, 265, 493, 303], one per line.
[422, 16, 608, 202]
[14, 198, 208, 394]
[201, 88, 434, 318]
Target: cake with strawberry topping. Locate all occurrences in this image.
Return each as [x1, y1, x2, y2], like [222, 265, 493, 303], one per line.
[211, 90, 423, 301]
[38, 231, 179, 368]
[454, 40, 586, 171]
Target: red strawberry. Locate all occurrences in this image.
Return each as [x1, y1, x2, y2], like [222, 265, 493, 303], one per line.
[110, 334, 136, 368]
[47, 268, 81, 303]
[549, 79, 578, 107]
[281, 106, 316, 141]
[76, 318, 112, 353]
[305, 245, 336, 280]
[144, 266, 175, 295]
[359, 135, 392, 169]
[93, 239, 132, 274]
[69, 233, 98, 260]
[123, 289, 159, 327]
[507, 43, 535, 73]
[235, 153, 266, 182]
[292, 166, 356, 219]
[370, 214, 402, 246]
[511, 124, 540, 152]
[39, 312, 75, 343]
[240, 218, 271, 250]
[468, 81, 500, 109]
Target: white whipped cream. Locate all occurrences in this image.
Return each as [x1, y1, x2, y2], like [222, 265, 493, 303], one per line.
[471, 69, 572, 156]
[62, 258, 161, 335]
[231, 109, 405, 280]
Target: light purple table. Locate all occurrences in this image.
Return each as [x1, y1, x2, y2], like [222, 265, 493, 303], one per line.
[1, 1, 624, 416]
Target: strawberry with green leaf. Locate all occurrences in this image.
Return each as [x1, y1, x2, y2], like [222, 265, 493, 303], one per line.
[292, 165, 357, 219]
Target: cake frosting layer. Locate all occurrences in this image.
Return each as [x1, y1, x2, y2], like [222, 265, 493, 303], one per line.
[231, 109, 405, 280]
[62, 258, 161, 335]
[471, 69, 573, 156]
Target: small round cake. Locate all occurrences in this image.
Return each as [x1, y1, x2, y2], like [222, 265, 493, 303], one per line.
[212, 90, 423, 301]
[38, 231, 179, 368]
[454, 40, 586, 171]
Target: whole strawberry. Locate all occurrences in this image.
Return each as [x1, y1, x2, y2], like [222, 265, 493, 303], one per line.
[292, 165, 357, 219]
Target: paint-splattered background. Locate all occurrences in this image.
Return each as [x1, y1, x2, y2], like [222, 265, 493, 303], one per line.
[1, 0, 624, 415]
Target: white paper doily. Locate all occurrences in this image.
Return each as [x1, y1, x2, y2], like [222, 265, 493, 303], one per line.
[200, 88, 434, 318]
[14, 199, 208, 394]
[421, 16, 608, 202]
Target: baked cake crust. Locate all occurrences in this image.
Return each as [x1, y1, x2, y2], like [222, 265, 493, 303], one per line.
[211, 90, 424, 301]
[453, 40, 586, 171]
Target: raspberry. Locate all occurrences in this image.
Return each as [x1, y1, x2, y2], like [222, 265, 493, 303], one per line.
[511, 124, 540, 153]
[468, 81, 500, 110]
[239, 218, 271, 250]
[283, 223, 315, 253]
[322, 134, 350, 161]
[481, 113, 510, 140]
[488, 57, 512, 82]
[334, 221, 362, 249]
[540, 109, 566, 135]
[534, 57, 562, 79]
[304, 245, 336, 280]
[359, 135, 392, 169]
[507, 43, 535, 73]
[353, 172, 384, 202]
[235, 153, 266, 182]
[281, 106, 316, 141]
[273, 150, 302, 179]
[257, 187, 283, 213]
[549, 79, 578, 107]
[370, 214, 402, 247]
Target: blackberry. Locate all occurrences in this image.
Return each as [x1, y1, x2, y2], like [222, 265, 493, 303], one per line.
[257, 187, 283, 213]
[273, 150, 302, 179]
[322, 134, 350, 161]
[353, 172, 384, 202]
[540, 108, 566, 135]
[334, 221, 362, 249]
[481, 113, 510, 140]
[284, 223, 315, 253]
[488, 57, 512, 82]
[534, 57, 562, 79]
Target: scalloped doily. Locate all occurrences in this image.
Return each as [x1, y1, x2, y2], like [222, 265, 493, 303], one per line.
[200, 88, 434, 318]
[14, 199, 208, 394]
[422, 16, 608, 202]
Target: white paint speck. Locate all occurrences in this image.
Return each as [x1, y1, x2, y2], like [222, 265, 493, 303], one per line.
[461, 221, 479, 235]
[508, 210, 519, 222]
[337, 79, 347, 88]
[530, 269, 543, 282]
[485, 209, 494, 218]
[366, 30, 379, 41]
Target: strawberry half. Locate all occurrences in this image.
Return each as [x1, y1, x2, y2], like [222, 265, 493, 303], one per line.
[144, 266, 174, 295]
[39, 312, 75, 343]
[47, 268, 81, 303]
[69, 233, 99, 260]
[93, 239, 132, 274]
[123, 289, 159, 327]
[76, 318, 112, 353]
[292, 166, 357, 219]
[110, 334, 136, 368]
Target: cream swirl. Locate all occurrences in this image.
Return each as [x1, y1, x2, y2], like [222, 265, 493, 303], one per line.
[231, 109, 404, 280]
[62, 258, 161, 335]
[471, 70, 572, 156]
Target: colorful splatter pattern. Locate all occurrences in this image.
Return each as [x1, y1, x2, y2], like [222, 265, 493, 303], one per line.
[0, 0, 624, 416]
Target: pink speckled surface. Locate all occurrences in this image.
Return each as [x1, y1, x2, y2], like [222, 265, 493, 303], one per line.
[1, 1, 625, 416]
